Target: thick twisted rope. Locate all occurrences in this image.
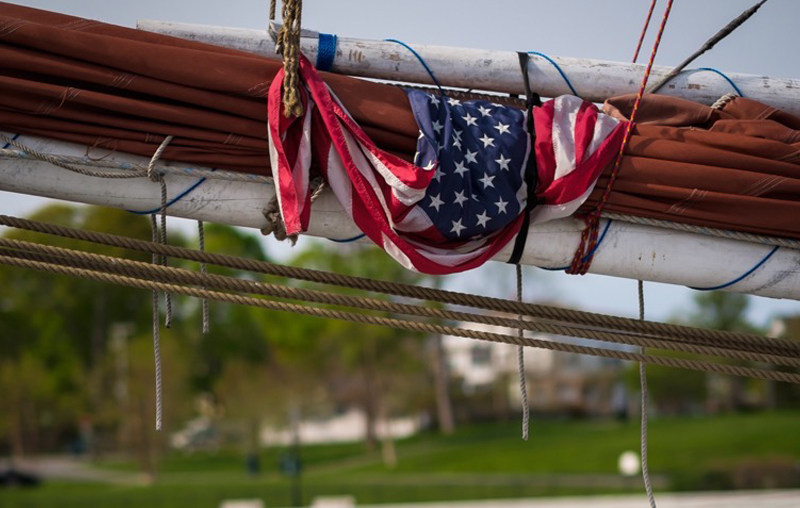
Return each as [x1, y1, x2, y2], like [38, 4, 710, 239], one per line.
[147, 136, 174, 329]
[275, 0, 304, 117]
[148, 215, 163, 431]
[198, 220, 210, 335]
[2, 237, 800, 374]
[1, 214, 797, 360]
[1, 252, 798, 384]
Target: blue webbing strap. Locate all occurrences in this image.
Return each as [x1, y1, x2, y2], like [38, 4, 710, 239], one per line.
[316, 33, 338, 71]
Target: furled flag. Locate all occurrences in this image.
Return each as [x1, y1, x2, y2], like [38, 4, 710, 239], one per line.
[268, 55, 627, 275]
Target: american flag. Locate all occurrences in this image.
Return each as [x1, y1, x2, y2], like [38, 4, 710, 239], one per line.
[268, 55, 626, 275]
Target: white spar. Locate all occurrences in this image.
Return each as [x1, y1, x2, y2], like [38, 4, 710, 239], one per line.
[137, 19, 800, 116]
[1, 135, 799, 300]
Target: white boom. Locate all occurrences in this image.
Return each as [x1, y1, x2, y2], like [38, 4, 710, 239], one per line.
[1, 134, 797, 300]
[137, 19, 800, 116]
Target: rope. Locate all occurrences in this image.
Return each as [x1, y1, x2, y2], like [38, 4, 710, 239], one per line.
[384, 39, 448, 97]
[269, 0, 276, 21]
[148, 136, 174, 329]
[568, 0, 674, 275]
[149, 215, 163, 431]
[2, 214, 798, 360]
[4, 235, 798, 368]
[275, 0, 304, 117]
[199, 220, 210, 335]
[1, 252, 798, 384]
[632, 0, 659, 63]
[638, 280, 656, 508]
[600, 212, 800, 250]
[0, 148, 272, 184]
[0, 132, 146, 179]
[526, 52, 579, 97]
[516, 264, 529, 441]
[696, 68, 744, 97]
[648, 0, 770, 94]
[690, 246, 779, 291]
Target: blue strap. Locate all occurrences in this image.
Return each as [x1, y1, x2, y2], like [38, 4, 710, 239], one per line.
[696, 67, 744, 97]
[690, 245, 778, 291]
[316, 33, 338, 72]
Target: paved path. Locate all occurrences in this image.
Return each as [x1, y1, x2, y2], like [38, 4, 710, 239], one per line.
[349, 490, 800, 508]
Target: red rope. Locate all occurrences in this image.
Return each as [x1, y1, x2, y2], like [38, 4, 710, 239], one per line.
[632, 0, 659, 63]
[567, 0, 674, 275]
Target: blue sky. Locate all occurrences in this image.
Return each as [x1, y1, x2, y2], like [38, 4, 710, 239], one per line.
[3, 0, 800, 325]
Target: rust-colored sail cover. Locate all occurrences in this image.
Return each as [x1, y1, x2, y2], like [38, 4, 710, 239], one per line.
[1, 3, 799, 240]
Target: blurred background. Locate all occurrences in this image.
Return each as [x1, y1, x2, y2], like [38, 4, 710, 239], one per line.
[1, 203, 799, 508]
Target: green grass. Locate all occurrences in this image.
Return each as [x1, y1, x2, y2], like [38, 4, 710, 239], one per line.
[2, 411, 799, 508]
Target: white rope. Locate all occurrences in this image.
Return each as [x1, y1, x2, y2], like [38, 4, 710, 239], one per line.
[149, 214, 163, 431]
[148, 136, 174, 329]
[199, 220, 210, 335]
[516, 264, 530, 441]
[638, 280, 656, 508]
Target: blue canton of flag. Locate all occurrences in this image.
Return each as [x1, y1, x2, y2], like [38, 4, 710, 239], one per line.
[406, 90, 529, 242]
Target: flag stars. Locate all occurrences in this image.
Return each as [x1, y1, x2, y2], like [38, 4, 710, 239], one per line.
[476, 211, 491, 228]
[447, 97, 462, 107]
[479, 134, 495, 148]
[450, 218, 466, 236]
[464, 150, 478, 164]
[432, 120, 443, 134]
[429, 94, 440, 107]
[495, 197, 509, 214]
[477, 105, 492, 117]
[479, 173, 496, 189]
[428, 193, 444, 212]
[423, 160, 435, 171]
[462, 113, 477, 127]
[452, 135, 462, 150]
[494, 122, 511, 135]
[495, 154, 511, 171]
[453, 190, 468, 207]
[433, 166, 445, 182]
[453, 160, 469, 177]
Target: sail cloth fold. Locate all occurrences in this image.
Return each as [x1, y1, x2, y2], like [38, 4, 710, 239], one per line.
[2, 2, 800, 262]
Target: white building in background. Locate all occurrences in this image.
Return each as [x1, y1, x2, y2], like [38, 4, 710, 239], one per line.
[442, 322, 627, 417]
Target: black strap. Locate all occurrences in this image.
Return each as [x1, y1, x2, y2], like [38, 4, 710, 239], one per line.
[508, 53, 542, 265]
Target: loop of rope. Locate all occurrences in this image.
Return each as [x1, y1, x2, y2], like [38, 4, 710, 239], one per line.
[148, 136, 174, 329]
[568, 0, 674, 275]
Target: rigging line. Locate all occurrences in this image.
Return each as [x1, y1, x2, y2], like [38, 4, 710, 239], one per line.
[383, 39, 448, 98]
[638, 281, 657, 508]
[539, 219, 612, 271]
[648, 0, 770, 94]
[632, 0, 659, 63]
[126, 176, 208, 215]
[516, 264, 530, 441]
[1, 213, 795, 357]
[689, 245, 779, 291]
[696, 68, 743, 97]
[526, 52, 578, 96]
[2, 252, 799, 384]
[5, 237, 798, 367]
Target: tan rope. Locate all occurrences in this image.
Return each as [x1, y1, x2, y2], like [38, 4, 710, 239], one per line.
[1, 214, 798, 360]
[1, 252, 798, 384]
[4, 236, 799, 368]
[3, 236, 800, 382]
[147, 135, 174, 329]
[638, 280, 656, 508]
[275, 0, 304, 117]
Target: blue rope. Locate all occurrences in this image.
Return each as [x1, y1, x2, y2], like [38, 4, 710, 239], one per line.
[316, 33, 338, 72]
[2, 133, 20, 149]
[695, 67, 743, 97]
[526, 51, 578, 96]
[327, 233, 366, 243]
[539, 219, 613, 271]
[126, 175, 210, 215]
[690, 245, 779, 291]
[384, 38, 447, 97]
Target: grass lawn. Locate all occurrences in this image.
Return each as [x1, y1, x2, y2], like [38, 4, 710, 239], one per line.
[2, 411, 798, 508]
